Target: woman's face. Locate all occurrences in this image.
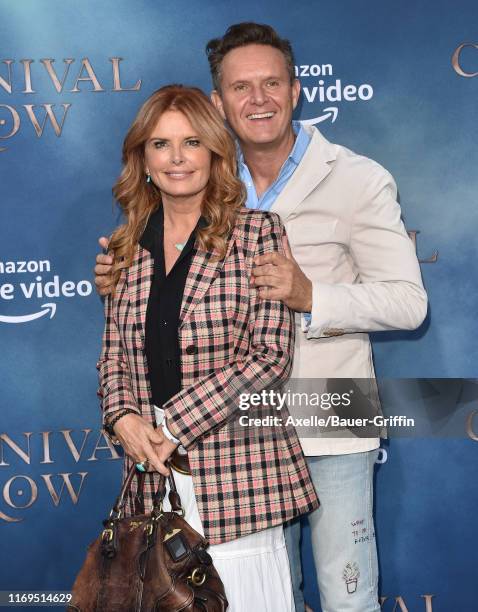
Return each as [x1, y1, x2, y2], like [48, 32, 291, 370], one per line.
[144, 109, 212, 203]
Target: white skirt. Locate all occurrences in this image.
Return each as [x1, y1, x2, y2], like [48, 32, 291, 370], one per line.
[163, 469, 295, 612]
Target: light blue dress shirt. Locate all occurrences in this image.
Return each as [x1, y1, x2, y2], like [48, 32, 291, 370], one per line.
[238, 120, 311, 212]
[238, 120, 312, 322]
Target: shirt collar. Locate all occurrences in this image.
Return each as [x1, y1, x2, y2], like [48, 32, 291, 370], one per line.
[289, 120, 309, 165]
[237, 120, 308, 169]
[139, 205, 163, 253]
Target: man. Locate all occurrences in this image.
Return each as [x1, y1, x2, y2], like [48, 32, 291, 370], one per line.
[95, 23, 427, 612]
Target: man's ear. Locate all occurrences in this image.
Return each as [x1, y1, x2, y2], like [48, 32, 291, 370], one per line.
[292, 78, 301, 110]
[211, 90, 226, 120]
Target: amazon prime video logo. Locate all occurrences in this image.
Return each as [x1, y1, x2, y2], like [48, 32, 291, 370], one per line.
[0, 258, 92, 323]
[295, 63, 374, 125]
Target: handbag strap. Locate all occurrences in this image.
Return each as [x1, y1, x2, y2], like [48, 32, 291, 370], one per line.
[151, 465, 184, 516]
[110, 463, 138, 517]
[109, 462, 184, 519]
[163, 468, 184, 515]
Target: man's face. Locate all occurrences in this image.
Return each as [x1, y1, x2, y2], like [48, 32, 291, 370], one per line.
[211, 44, 300, 149]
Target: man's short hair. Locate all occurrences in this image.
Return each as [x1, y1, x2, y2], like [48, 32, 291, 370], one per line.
[206, 22, 296, 92]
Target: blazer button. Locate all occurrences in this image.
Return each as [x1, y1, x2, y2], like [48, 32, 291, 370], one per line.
[185, 345, 197, 355]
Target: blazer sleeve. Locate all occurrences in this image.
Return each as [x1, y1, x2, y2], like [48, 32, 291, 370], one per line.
[163, 213, 295, 450]
[304, 164, 428, 338]
[96, 277, 141, 432]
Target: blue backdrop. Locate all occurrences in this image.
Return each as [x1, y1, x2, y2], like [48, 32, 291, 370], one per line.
[1, 1, 477, 610]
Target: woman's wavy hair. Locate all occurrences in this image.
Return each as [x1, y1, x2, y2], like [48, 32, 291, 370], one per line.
[109, 84, 245, 289]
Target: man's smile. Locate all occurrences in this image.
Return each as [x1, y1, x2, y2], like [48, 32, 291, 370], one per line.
[246, 111, 276, 120]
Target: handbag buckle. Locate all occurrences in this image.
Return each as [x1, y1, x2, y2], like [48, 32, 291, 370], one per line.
[101, 528, 114, 543]
[144, 522, 155, 537]
[189, 567, 207, 587]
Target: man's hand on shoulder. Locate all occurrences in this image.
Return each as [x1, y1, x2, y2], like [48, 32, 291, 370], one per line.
[94, 236, 114, 296]
[251, 236, 312, 312]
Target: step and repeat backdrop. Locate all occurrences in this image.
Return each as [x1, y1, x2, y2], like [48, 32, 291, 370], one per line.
[1, 1, 477, 610]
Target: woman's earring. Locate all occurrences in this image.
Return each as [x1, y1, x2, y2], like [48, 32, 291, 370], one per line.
[146, 173, 151, 183]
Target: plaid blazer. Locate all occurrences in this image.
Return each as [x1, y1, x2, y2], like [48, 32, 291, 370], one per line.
[98, 208, 319, 544]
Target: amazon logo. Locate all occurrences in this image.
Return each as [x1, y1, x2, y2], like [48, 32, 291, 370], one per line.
[295, 62, 374, 125]
[0, 258, 92, 324]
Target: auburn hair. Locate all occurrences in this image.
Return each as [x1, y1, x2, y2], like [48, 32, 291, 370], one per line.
[109, 84, 244, 289]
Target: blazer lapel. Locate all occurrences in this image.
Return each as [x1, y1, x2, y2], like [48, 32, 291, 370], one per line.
[179, 225, 239, 329]
[127, 218, 238, 335]
[128, 244, 154, 345]
[271, 126, 337, 220]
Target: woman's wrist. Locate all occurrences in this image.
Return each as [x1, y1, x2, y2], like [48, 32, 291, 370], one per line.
[104, 408, 138, 437]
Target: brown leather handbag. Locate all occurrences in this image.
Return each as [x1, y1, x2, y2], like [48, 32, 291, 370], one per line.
[68, 465, 228, 611]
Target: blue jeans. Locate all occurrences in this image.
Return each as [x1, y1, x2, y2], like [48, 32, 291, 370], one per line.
[285, 449, 380, 612]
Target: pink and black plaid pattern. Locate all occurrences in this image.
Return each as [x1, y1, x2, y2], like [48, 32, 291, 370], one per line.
[98, 208, 319, 544]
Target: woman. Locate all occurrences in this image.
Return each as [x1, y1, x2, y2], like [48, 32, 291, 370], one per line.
[98, 84, 318, 610]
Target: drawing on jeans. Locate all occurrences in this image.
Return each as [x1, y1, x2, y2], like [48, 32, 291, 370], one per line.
[343, 562, 360, 594]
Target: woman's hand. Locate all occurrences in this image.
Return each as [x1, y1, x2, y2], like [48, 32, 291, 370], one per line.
[151, 428, 179, 476]
[113, 413, 178, 476]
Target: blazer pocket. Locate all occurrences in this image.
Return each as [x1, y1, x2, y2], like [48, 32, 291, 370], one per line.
[288, 220, 338, 247]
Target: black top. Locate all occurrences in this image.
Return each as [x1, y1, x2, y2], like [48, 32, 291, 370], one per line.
[140, 206, 200, 408]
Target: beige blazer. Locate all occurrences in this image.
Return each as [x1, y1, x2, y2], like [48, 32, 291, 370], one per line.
[271, 125, 428, 455]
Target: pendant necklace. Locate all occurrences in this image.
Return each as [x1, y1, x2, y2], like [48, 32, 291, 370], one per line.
[174, 242, 186, 252]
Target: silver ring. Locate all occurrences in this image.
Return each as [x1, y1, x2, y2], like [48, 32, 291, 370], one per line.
[136, 459, 149, 472]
